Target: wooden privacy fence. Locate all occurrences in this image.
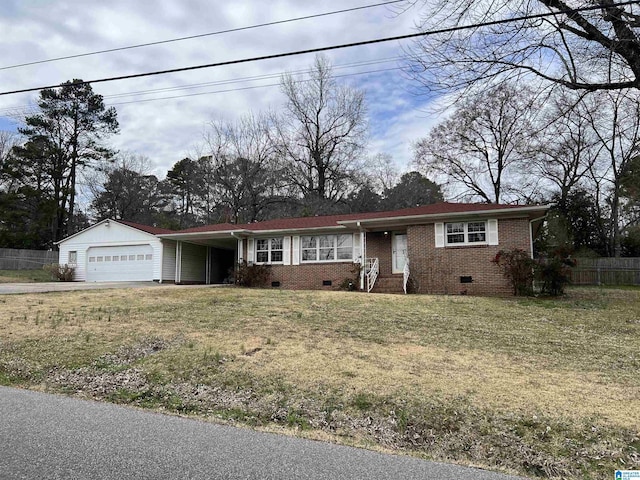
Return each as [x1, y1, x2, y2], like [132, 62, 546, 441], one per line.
[571, 257, 640, 286]
[0, 248, 59, 270]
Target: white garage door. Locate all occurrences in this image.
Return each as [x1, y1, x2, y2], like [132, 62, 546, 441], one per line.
[86, 245, 154, 282]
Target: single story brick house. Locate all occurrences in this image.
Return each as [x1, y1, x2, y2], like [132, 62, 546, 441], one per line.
[58, 202, 549, 295]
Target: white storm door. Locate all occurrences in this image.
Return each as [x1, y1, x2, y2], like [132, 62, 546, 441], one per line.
[392, 233, 407, 274]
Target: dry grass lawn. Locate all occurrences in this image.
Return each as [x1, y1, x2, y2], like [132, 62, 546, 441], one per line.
[1, 285, 639, 479]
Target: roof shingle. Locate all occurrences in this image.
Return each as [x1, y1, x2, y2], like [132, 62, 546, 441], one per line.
[171, 202, 545, 234]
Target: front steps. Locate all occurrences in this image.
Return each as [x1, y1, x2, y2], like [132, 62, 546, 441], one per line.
[370, 274, 404, 294]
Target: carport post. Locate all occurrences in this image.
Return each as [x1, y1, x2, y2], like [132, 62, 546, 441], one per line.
[206, 247, 211, 285]
[158, 239, 164, 284]
[175, 241, 182, 284]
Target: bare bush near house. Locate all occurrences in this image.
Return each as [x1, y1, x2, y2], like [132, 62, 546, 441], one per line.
[43, 263, 75, 282]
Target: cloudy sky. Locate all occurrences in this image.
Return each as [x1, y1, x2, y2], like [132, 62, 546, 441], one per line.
[0, 0, 440, 178]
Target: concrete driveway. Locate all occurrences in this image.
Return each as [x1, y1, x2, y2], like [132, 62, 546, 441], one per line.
[0, 281, 169, 295]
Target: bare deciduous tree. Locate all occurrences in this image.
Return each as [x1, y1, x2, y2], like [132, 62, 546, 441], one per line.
[403, 0, 640, 92]
[273, 54, 368, 206]
[203, 113, 283, 223]
[531, 90, 603, 207]
[413, 83, 538, 203]
[581, 90, 640, 256]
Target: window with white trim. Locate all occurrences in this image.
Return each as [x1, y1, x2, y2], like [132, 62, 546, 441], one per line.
[68, 251, 77, 264]
[255, 237, 283, 263]
[446, 221, 487, 245]
[301, 234, 353, 262]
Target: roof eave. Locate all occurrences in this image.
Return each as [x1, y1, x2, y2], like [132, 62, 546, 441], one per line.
[159, 229, 252, 240]
[337, 205, 552, 228]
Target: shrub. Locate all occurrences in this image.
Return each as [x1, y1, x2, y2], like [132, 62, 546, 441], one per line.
[536, 248, 577, 297]
[491, 249, 535, 296]
[233, 261, 271, 288]
[43, 263, 75, 282]
[339, 263, 362, 291]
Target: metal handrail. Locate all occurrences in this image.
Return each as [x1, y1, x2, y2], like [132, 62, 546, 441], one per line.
[402, 258, 410, 294]
[366, 257, 379, 293]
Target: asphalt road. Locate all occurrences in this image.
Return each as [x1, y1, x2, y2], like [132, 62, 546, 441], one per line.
[0, 387, 526, 480]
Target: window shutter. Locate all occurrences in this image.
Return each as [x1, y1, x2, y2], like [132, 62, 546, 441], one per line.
[488, 219, 499, 245]
[292, 236, 300, 265]
[435, 222, 445, 248]
[352, 233, 361, 263]
[283, 236, 291, 265]
[237, 238, 244, 262]
[247, 238, 255, 263]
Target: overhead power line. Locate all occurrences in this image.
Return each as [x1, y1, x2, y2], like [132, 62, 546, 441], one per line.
[0, 0, 403, 71]
[106, 66, 402, 106]
[0, 56, 403, 114]
[0, 0, 637, 97]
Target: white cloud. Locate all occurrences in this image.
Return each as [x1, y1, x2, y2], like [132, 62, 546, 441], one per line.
[0, 0, 440, 179]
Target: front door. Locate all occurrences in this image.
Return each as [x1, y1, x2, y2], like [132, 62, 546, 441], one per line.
[392, 233, 407, 274]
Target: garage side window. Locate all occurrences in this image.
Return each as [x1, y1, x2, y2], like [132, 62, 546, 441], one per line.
[68, 251, 77, 265]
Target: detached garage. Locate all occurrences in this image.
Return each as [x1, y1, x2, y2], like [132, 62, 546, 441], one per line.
[57, 219, 176, 283]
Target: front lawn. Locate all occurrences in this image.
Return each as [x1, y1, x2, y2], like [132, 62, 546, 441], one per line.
[0, 286, 638, 479]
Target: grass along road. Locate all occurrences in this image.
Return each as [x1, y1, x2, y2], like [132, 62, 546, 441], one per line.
[0, 286, 638, 479]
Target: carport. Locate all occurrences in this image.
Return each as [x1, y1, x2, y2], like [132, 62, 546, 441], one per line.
[160, 228, 240, 285]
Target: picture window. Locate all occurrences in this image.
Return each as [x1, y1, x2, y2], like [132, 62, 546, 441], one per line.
[301, 234, 352, 262]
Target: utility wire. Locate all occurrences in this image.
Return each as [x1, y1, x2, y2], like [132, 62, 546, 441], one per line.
[103, 56, 402, 99]
[0, 0, 637, 97]
[106, 66, 402, 106]
[0, 56, 403, 114]
[0, 0, 403, 71]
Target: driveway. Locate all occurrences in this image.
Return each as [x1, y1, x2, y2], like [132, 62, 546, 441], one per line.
[0, 387, 525, 480]
[0, 281, 218, 295]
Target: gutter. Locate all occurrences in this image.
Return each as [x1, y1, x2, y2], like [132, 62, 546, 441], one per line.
[337, 204, 552, 228]
[529, 214, 549, 258]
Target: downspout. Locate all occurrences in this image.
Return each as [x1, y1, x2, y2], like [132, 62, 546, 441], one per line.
[358, 221, 365, 291]
[230, 232, 243, 263]
[529, 215, 547, 258]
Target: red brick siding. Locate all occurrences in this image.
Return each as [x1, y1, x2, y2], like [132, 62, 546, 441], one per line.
[240, 236, 358, 290]
[238, 218, 531, 295]
[365, 233, 394, 276]
[269, 262, 357, 290]
[406, 218, 531, 296]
